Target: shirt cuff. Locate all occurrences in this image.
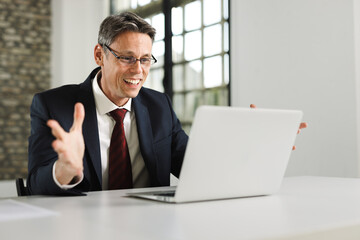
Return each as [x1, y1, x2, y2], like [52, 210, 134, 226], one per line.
[52, 161, 84, 190]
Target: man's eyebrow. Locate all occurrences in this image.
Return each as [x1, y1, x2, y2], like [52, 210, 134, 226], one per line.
[115, 50, 152, 57]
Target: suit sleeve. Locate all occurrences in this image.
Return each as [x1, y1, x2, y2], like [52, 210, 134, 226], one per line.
[27, 93, 85, 196]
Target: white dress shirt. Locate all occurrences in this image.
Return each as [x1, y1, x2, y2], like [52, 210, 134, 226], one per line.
[92, 72, 150, 189]
[53, 71, 151, 190]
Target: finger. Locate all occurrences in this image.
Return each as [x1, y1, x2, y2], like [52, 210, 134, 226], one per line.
[71, 103, 85, 132]
[250, 104, 257, 109]
[299, 122, 308, 129]
[52, 139, 65, 153]
[47, 119, 66, 140]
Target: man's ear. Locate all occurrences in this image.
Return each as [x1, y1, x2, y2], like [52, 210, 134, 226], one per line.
[94, 44, 104, 66]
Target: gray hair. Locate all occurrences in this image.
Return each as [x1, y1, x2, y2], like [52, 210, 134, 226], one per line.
[98, 11, 156, 53]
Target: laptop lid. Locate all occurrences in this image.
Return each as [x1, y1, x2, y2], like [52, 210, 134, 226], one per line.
[129, 106, 303, 203]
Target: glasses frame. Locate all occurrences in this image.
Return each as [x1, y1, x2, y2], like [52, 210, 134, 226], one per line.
[104, 44, 157, 66]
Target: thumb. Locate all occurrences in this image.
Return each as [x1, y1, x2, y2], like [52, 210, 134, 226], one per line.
[71, 102, 85, 132]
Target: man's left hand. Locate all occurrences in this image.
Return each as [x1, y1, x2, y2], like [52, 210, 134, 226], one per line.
[250, 104, 308, 150]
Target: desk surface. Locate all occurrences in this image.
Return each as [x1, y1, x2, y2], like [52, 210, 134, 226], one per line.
[1, 176, 360, 240]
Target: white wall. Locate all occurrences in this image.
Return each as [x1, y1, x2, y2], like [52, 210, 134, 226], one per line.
[51, 0, 109, 87]
[231, 0, 360, 177]
[355, 0, 360, 177]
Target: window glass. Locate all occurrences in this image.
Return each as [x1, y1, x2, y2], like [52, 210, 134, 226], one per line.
[184, 30, 201, 61]
[172, 7, 183, 35]
[185, 91, 202, 121]
[203, 24, 222, 56]
[223, 0, 229, 19]
[173, 93, 185, 121]
[152, 40, 164, 66]
[204, 56, 222, 88]
[172, 35, 183, 63]
[145, 68, 164, 92]
[224, 22, 229, 52]
[224, 53, 229, 85]
[184, 1, 201, 31]
[144, 17, 151, 25]
[112, 0, 132, 10]
[138, 0, 151, 7]
[173, 64, 184, 91]
[131, 0, 137, 9]
[152, 13, 164, 41]
[185, 60, 202, 90]
[204, 88, 228, 106]
[204, 89, 220, 105]
[203, 0, 221, 26]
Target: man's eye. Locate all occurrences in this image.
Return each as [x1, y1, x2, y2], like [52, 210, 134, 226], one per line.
[122, 56, 134, 62]
[140, 58, 151, 64]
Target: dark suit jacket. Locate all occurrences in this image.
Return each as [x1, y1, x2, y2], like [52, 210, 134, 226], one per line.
[27, 67, 188, 195]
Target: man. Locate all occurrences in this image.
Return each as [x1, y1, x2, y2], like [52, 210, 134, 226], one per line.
[28, 12, 307, 196]
[28, 12, 188, 195]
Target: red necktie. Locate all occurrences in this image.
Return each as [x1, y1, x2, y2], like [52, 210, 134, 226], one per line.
[108, 109, 133, 190]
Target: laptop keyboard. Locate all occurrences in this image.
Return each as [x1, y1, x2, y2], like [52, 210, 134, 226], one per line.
[153, 191, 175, 197]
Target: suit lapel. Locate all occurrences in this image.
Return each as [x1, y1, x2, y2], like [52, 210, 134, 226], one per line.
[133, 95, 157, 178]
[78, 69, 102, 187]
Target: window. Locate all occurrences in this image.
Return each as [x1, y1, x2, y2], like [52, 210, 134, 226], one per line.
[111, 0, 230, 133]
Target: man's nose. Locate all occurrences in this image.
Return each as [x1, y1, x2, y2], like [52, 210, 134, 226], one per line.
[129, 60, 143, 73]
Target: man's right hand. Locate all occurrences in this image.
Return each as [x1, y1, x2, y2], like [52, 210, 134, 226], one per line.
[47, 103, 85, 185]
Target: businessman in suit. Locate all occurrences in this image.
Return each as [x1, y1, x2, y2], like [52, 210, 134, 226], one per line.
[27, 12, 188, 195]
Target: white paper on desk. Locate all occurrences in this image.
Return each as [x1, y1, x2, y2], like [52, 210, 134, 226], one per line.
[0, 199, 58, 222]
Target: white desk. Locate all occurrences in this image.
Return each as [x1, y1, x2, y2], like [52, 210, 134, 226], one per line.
[1, 176, 360, 240]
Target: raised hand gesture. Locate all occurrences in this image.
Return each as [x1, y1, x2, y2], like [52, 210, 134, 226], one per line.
[47, 103, 85, 185]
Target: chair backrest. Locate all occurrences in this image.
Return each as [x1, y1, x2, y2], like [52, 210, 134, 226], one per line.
[16, 178, 29, 196]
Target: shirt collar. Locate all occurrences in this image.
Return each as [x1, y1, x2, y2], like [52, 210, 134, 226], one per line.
[92, 71, 132, 115]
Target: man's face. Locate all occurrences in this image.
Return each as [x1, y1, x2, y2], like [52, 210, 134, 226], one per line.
[96, 31, 153, 106]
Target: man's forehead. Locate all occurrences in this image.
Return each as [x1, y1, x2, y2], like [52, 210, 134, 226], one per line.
[113, 31, 152, 42]
[110, 32, 153, 54]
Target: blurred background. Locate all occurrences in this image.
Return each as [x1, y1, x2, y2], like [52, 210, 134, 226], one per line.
[1, 0, 360, 184]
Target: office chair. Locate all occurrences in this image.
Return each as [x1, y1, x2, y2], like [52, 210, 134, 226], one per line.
[16, 178, 29, 196]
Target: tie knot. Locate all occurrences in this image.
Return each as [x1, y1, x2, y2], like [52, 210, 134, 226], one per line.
[110, 108, 127, 123]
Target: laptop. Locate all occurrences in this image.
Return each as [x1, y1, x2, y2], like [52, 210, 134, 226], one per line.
[127, 106, 303, 203]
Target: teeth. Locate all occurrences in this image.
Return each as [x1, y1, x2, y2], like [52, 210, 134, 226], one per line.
[124, 79, 140, 85]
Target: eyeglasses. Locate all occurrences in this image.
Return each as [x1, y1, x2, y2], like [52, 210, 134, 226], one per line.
[104, 44, 157, 67]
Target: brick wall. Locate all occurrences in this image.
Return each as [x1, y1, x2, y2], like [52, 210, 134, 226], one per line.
[0, 0, 50, 179]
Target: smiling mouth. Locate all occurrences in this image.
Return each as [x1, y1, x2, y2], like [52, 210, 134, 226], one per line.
[123, 78, 141, 85]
